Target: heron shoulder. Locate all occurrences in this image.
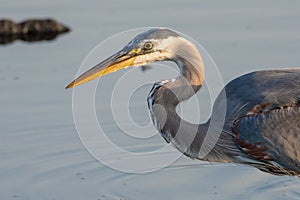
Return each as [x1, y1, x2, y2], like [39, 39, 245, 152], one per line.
[222, 68, 300, 105]
[211, 68, 300, 129]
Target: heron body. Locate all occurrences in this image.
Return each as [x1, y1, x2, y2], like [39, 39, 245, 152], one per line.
[66, 28, 300, 176]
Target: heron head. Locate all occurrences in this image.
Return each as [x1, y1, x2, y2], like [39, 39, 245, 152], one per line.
[65, 28, 187, 89]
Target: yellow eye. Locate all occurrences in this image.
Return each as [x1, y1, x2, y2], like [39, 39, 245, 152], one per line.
[143, 41, 153, 50]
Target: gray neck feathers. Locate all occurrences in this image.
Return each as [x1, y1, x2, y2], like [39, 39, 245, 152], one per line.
[147, 39, 209, 158]
[147, 35, 241, 162]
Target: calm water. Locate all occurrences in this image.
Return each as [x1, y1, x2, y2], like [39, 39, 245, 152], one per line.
[1, 0, 300, 199]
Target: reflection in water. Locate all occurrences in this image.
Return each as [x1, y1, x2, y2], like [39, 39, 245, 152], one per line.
[0, 32, 69, 44]
[0, 18, 70, 45]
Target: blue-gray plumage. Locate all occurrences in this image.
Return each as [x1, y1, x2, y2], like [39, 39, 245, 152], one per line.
[218, 70, 300, 175]
[66, 28, 300, 176]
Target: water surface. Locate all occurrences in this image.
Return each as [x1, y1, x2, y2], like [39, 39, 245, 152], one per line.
[1, 0, 300, 199]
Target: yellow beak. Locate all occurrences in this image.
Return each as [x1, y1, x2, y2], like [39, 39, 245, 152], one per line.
[65, 49, 137, 89]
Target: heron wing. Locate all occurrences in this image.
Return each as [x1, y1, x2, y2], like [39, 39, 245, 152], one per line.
[234, 105, 300, 175]
[215, 69, 300, 175]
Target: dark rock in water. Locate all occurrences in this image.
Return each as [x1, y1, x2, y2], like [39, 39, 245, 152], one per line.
[18, 18, 70, 35]
[0, 19, 20, 35]
[0, 18, 70, 44]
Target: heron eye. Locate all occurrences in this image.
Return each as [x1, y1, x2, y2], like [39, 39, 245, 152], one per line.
[143, 42, 153, 50]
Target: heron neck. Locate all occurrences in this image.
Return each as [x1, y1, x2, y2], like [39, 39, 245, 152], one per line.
[147, 53, 210, 159]
[147, 79, 209, 159]
[174, 55, 204, 87]
[167, 53, 204, 103]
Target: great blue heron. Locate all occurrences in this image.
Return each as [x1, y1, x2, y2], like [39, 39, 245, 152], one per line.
[66, 28, 300, 176]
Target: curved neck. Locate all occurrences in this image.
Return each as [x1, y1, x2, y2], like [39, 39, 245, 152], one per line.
[147, 50, 208, 158]
[147, 36, 240, 162]
[174, 54, 204, 87]
[169, 36, 204, 87]
[158, 38, 205, 104]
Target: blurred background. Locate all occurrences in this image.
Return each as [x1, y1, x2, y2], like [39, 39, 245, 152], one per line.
[1, 0, 300, 199]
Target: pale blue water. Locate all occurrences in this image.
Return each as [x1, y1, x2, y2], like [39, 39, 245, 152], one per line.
[1, 0, 300, 199]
